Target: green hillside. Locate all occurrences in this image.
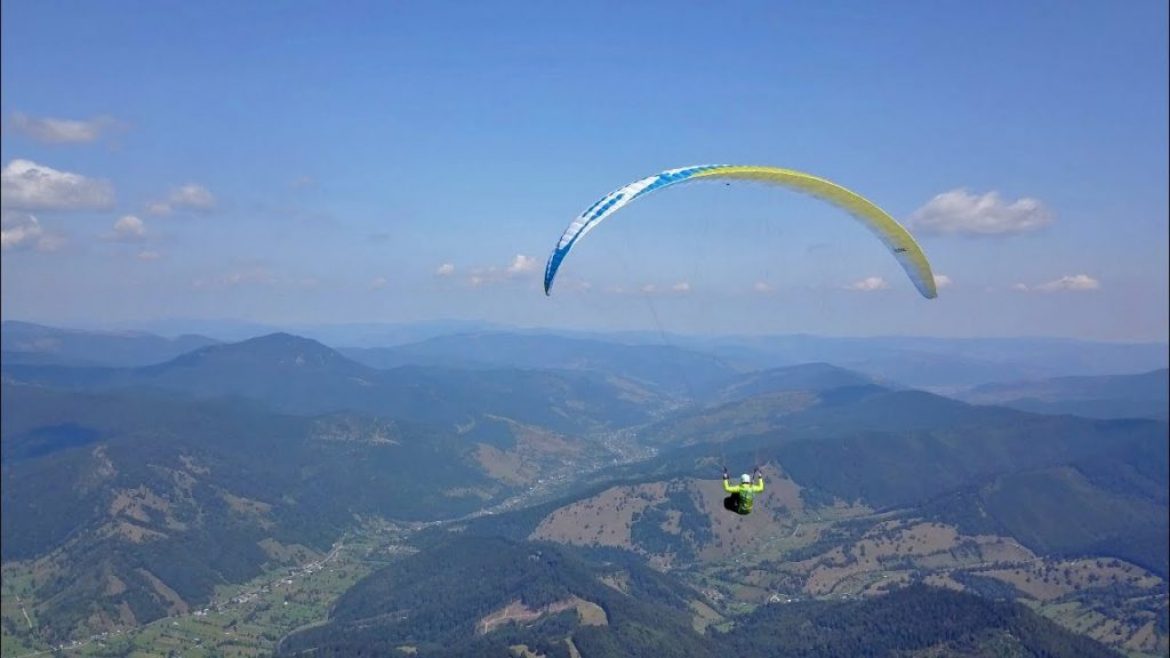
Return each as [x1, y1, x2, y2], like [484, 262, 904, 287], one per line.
[0, 383, 520, 641]
[717, 583, 1120, 657]
[277, 536, 712, 658]
[712, 362, 881, 403]
[278, 535, 1119, 658]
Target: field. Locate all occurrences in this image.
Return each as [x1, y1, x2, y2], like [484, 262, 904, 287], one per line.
[0, 519, 415, 658]
[3, 492, 1166, 658]
[684, 500, 1168, 658]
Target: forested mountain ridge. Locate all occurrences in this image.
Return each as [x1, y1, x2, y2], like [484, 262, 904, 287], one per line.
[1, 380, 607, 641]
[1, 321, 220, 367]
[959, 368, 1169, 420]
[277, 535, 1120, 658]
[342, 331, 742, 397]
[2, 332, 668, 434]
[2, 328, 1166, 655]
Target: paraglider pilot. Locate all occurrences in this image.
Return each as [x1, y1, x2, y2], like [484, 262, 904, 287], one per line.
[723, 466, 764, 515]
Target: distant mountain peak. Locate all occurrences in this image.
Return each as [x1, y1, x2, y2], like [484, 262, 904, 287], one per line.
[713, 361, 880, 405]
[164, 332, 368, 374]
[241, 331, 330, 348]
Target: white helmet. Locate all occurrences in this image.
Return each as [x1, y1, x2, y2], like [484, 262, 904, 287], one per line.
[741, 473, 752, 484]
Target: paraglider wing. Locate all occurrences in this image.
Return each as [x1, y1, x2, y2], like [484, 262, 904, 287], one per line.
[543, 164, 937, 299]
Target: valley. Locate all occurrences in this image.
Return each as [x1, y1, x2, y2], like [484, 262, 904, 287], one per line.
[1, 323, 1166, 657]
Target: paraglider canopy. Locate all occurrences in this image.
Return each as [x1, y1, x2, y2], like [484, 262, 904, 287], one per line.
[543, 164, 937, 299]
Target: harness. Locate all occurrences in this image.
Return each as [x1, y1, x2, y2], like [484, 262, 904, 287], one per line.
[737, 487, 755, 514]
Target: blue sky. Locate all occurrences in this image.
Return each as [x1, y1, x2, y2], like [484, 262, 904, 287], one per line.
[2, 0, 1166, 340]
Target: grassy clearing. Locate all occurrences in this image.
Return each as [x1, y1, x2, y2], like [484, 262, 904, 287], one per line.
[685, 501, 1168, 656]
[1026, 598, 1170, 658]
[0, 519, 415, 658]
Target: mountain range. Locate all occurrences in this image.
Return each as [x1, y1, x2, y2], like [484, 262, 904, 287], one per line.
[2, 332, 664, 434]
[1, 322, 1166, 656]
[959, 368, 1169, 420]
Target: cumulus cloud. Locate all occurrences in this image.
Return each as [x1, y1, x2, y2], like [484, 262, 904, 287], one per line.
[435, 263, 456, 277]
[909, 189, 1052, 235]
[934, 274, 953, 289]
[602, 281, 691, 296]
[506, 254, 539, 275]
[1, 209, 65, 250]
[147, 183, 216, 215]
[1, 211, 65, 252]
[1, 212, 42, 250]
[463, 254, 541, 287]
[171, 184, 216, 209]
[108, 214, 147, 242]
[845, 276, 890, 291]
[1014, 274, 1101, 293]
[10, 112, 124, 144]
[1, 159, 115, 211]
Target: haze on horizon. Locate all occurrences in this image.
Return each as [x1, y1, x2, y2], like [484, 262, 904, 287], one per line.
[2, 1, 1167, 341]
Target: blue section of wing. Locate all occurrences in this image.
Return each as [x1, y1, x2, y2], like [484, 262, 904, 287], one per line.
[544, 165, 725, 294]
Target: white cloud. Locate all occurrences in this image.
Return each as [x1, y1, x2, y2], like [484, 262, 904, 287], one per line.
[148, 183, 217, 215]
[1, 212, 42, 250]
[369, 276, 389, 290]
[137, 250, 161, 261]
[462, 254, 541, 288]
[1, 211, 65, 252]
[110, 215, 147, 242]
[752, 281, 774, 294]
[506, 254, 539, 275]
[845, 276, 890, 291]
[435, 263, 456, 277]
[10, 112, 123, 144]
[934, 274, 953, 289]
[1015, 274, 1101, 293]
[1039, 274, 1100, 291]
[1, 159, 115, 211]
[171, 183, 216, 209]
[2, 211, 65, 252]
[602, 281, 693, 296]
[909, 189, 1052, 235]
